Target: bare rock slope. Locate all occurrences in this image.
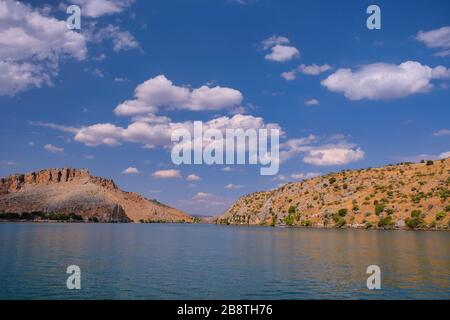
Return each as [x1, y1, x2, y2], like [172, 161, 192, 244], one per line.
[215, 158, 450, 230]
[0, 168, 192, 223]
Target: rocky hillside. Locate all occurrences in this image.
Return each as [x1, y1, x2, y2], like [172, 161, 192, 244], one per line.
[0, 168, 192, 223]
[215, 158, 450, 230]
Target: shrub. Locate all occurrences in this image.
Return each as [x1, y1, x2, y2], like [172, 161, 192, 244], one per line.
[284, 214, 295, 226]
[436, 211, 445, 221]
[375, 204, 385, 215]
[446, 205, 450, 213]
[426, 160, 434, 166]
[329, 177, 337, 184]
[364, 221, 373, 229]
[405, 217, 425, 229]
[411, 210, 422, 218]
[0, 212, 20, 220]
[338, 208, 348, 217]
[288, 206, 296, 214]
[335, 217, 346, 228]
[301, 220, 312, 227]
[20, 212, 36, 220]
[378, 216, 394, 228]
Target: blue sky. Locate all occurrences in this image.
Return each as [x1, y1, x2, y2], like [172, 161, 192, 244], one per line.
[0, 0, 449, 215]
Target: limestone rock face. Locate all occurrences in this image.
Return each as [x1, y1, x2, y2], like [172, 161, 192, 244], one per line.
[0, 168, 192, 223]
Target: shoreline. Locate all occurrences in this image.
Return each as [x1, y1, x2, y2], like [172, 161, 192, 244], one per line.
[1, 219, 448, 231]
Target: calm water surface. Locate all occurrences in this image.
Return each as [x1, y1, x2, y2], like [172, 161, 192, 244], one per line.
[0, 223, 449, 299]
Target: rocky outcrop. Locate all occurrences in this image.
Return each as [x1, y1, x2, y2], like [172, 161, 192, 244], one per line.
[0, 168, 192, 223]
[215, 158, 450, 230]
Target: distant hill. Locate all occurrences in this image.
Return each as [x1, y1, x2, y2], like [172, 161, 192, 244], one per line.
[215, 158, 450, 230]
[0, 168, 192, 223]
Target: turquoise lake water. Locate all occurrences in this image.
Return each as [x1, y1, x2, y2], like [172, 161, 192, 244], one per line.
[0, 223, 449, 299]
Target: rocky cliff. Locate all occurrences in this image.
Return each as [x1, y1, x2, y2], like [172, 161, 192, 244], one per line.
[215, 158, 450, 230]
[0, 168, 192, 223]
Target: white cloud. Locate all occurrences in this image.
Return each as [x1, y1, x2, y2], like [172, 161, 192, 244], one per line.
[221, 166, 234, 172]
[44, 144, 64, 154]
[416, 26, 450, 57]
[305, 99, 319, 106]
[433, 129, 450, 137]
[225, 183, 244, 189]
[434, 50, 450, 57]
[261, 35, 290, 50]
[1, 160, 16, 166]
[298, 64, 331, 75]
[193, 192, 212, 198]
[114, 75, 243, 116]
[39, 113, 280, 150]
[302, 147, 365, 166]
[321, 61, 450, 100]
[122, 167, 139, 174]
[280, 135, 365, 166]
[68, 0, 133, 18]
[261, 36, 299, 62]
[114, 77, 129, 82]
[0, 61, 51, 96]
[399, 151, 450, 162]
[93, 24, 140, 52]
[279, 135, 318, 161]
[440, 151, 450, 158]
[152, 169, 181, 179]
[186, 174, 201, 181]
[290, 172, 321, 180]
[281, 64, 331, 80]
[0, 0, 87, 96]
[265, 44, 299, 62]
[281, 70, 296, 81]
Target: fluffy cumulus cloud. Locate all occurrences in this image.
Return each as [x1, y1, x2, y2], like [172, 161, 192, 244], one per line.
[68, 0, 134, 18]
[152, 169, 181, 179]
[298, 64, 331, 75]
[186, 174, 201, 181]
[280, 135, 365, 166]
[280, 70, 296, 81]
[114, 75, 243, 116]
[122, 167, 139, 174]
[416, 26, 450, 57]
[304, 99, 319, 106]
[72, 113, 280, 148]
[261, 35, 299, 62]
[92, 24, 140, 52]
[0, 0, 87, 95]
[261, 35, 290, 50]
[265, 45, 299, 62]
[302, 146, 365, 166]
[281, 64, 331, 80]
[321, 61, 450, 100]
[43, 144, 64, 154]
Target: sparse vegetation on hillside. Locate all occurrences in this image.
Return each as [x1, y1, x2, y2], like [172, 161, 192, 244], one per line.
[215, 158, 450, 230]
